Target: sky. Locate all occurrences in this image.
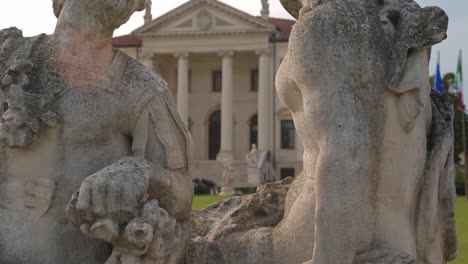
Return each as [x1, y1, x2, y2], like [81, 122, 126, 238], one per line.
[0, 0, 466, 79]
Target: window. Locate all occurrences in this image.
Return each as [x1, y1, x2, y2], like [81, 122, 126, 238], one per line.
[250, 69, 259, 91]
[212, 70, 222, 92]
[280, 168, 295, 179]
[281, 120, 295, 149]
[249, 114, 258, 148]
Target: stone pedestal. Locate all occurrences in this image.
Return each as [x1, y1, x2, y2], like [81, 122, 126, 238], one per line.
[219, 187, 235, 196]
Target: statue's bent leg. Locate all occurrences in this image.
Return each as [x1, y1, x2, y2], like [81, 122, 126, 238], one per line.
[273, 159, 317, 264]
[302, 87, 373, 264]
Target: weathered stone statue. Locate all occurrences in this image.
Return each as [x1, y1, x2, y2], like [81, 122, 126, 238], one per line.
[0, 1, 193, 263]
[261, 0, 270, 19]
[189, 0, 457, 263]
[246, 144, 260, 184]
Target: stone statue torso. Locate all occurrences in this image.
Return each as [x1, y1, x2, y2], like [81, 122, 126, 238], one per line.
[0, 34, 179, 264]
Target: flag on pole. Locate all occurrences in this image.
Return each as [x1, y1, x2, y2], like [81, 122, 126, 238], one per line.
[434, 51, 444, 94]
[456, 50, 465, 111]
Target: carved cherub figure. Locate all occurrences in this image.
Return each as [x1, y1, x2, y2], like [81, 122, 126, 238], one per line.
[0, 1, 193, 263]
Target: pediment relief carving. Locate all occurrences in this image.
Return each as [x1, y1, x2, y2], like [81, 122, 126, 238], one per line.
[175, 19, 193, 29]
[134, 0, 275, 35]
[159, 8, 244, 33]
[215, 17, 231, 27]
[196, 9, 214, 31]
[173, 9, 233, 31]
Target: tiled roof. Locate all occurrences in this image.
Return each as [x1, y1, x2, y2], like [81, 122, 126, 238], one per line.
[111, 34, 142, 48]
[111, 17, 296, 48]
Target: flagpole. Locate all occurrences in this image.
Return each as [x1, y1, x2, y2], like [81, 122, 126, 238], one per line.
[464, 111, 468, 199]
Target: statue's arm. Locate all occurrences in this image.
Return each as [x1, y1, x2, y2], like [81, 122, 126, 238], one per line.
[147, 166, 193, 220]
[131, 94, 193, 220]
[65, 92, 193, 263]
[66, 92, 193, 228]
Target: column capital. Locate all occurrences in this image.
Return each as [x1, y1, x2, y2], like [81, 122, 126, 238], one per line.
[174, 52, 190, 59]
[218, 50, 234, 57]
[255, 48, 271, 56]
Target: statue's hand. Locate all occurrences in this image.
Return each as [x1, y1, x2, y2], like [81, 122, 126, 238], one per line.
[66, 158, 151, 225]
[147, 165, 173, 198]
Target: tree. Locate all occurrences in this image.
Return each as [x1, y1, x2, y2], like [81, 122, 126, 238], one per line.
[430, 73, 465, 159]
[430, 73, 467, 195]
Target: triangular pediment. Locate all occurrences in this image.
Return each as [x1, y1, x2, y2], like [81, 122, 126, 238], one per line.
[133, 0, 275, 36]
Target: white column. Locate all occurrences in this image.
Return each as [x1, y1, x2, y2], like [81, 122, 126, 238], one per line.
[217, 50, 234, 161]
[257, 48, 271, 152]
[141, 52, 155, 71]
[175, 52, 190, 127]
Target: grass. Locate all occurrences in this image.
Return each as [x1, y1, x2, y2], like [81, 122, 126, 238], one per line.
[192, 195, 231, 210]
[193, 195, 468, 263]
[454, 196, 468, 264]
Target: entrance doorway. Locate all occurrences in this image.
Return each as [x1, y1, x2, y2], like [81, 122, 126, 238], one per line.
[249, 114, 258, 148]
[208, 110, 221, 160]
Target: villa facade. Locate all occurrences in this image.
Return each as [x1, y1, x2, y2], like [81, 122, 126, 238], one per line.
[113, 0, 302, 187]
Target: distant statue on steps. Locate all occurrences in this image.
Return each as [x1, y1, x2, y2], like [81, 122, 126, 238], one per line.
[220, 159, 234, 195]
[144, 0, 153, 24]
[246, 145, 277, 185]
[261, 0, 270, 19]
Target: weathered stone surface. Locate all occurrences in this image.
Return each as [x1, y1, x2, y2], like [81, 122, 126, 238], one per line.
[188, 0, 457, 264]
[0, 1, 193, 263]
[188, 178, 293, 264]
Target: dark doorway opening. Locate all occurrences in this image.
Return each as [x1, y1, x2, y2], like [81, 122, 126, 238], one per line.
[280, 167, 296, 179]
[208, 110, 221, 160]
[249, 114, 258, 148]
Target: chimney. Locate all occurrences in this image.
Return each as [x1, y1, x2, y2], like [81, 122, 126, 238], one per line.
[144, 0, 153, 25]
[261, 0, 270, 20]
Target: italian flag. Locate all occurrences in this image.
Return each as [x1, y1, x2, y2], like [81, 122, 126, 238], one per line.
[457, 50, 465, 111]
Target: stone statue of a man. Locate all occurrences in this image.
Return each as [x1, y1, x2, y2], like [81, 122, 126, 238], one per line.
[261, 0, 270, 18]
[276, 0, 457, 263]
[0, 0, 193, 263]
[188, 1, 458, 264]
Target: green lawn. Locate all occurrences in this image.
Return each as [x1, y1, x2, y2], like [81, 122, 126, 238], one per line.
[193, 195, 468, 263]
[454, 197, 468, 264]
[192, 195, 230, 210]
